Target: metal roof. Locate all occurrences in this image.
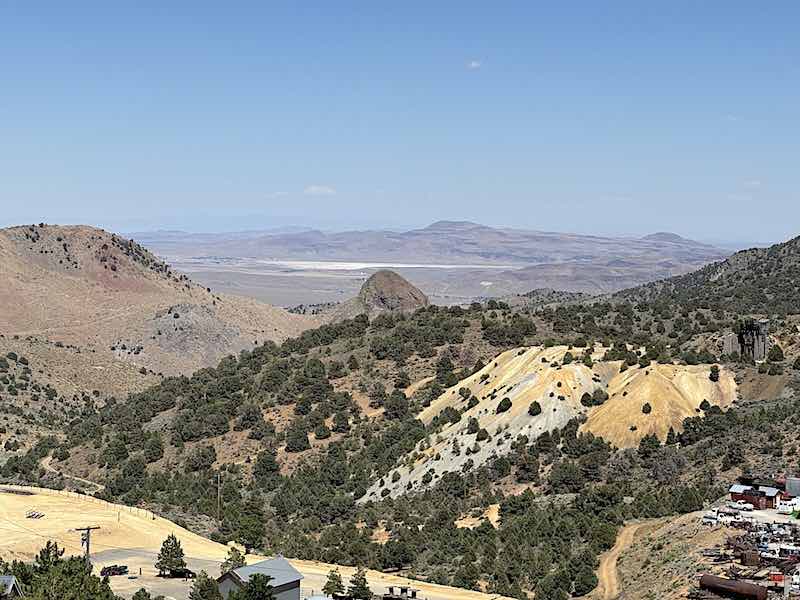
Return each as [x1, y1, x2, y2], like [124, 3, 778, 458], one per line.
[0, 575, 20, 595]
[758, 486, 781, 497]
[231, 556, 303, 588]
[730, 484, 752, 494]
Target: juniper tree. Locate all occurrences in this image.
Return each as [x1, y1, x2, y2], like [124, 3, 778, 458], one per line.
[189, 571, 223, 600]
[155, 534, 186, 576]
[323, 568, 345, 597]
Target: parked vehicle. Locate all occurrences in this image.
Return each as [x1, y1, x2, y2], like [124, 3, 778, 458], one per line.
[728, 500, 754, 511]
[100, 565, 129, 577]
[169, 567, 196, 579]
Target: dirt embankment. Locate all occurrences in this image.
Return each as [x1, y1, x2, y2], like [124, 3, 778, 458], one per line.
[0, 224, 315, 378]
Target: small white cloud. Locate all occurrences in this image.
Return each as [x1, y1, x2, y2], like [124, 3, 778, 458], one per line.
[724, 114, 741, 122]
[744, 180, 762, 187]
[303, 185, 336, 196]
[267, 191, 289, 198]
[467, 60, 482, 70]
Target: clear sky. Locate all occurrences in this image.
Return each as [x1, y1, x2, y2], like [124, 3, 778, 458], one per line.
[1, 2, 797, 244]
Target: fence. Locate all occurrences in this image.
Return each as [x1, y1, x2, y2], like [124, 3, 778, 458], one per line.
[0, 483, 157, 521]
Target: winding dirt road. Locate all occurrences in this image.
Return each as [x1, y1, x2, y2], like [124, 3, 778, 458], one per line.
[595, 522, 647, 600]
[40, 455, 106, 494]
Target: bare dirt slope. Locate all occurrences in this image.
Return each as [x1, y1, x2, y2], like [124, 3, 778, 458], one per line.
[365, 345, 736, 500]
[582, 363, 737, 447]
[611, 511, 737, 600]
[593, 522, 648, 600]
[0, 485, 509, 600]
[0, 224, 315, 376]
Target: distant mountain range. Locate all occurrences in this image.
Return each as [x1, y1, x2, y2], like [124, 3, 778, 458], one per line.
[137, 220, 722, 265]
[135, 221, 730, 302]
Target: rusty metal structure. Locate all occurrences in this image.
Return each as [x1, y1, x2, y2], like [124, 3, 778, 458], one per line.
[699, 574, 768, 600]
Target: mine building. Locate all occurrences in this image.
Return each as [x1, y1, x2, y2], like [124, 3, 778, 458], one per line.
[729, 483, 784, 509]
[721, 319, 770, 362]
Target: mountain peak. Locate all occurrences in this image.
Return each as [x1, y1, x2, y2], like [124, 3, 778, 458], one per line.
[642, 231, 693, 244]
[421, 220, 486, 231]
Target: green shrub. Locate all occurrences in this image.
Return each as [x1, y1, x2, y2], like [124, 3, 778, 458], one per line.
[496, 397, 512, 414]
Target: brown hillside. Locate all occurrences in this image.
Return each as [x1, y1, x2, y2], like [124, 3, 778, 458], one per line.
[0, 224, 316, 376]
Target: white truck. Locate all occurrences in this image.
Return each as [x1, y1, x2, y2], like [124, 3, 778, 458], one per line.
[727, 500, 754, 511]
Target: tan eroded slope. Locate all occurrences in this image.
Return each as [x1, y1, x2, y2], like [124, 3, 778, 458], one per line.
[365, 345, 736, 500]
[582, 363, 736, 447]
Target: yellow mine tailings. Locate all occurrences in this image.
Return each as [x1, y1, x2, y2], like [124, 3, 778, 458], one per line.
[421, 344, 736, 449]
[582, 362, 736, 447]
[366, 345, 736, 500]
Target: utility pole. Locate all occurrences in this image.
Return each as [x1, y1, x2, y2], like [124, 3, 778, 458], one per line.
[217, 472, 222, 522]
[76, 526, 100, 566]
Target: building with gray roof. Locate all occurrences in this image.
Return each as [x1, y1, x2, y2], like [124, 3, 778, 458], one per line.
[217, 555, 303, 600]
[0, 576, 23, 598]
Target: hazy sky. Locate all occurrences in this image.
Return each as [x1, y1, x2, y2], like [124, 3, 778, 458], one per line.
[1, 2, 797, 244]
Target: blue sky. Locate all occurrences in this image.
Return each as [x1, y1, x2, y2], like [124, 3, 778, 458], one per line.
[0, 2, 797, 244]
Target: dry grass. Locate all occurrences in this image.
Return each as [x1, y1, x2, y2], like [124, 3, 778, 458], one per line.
[0, 485, 510, 600]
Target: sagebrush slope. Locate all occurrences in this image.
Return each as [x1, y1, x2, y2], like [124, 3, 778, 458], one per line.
[0, 224, 315, 376]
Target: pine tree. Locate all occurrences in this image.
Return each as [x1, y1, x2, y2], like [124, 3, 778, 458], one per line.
[220, 547, 246, 574]
[666, 427, 677, 445]
[189, 571, 223, 600]
[332, 410, 350, 433]
[231, 573, 274, 600]
[768, 344, 785, 362]
[347, 567, 372, 600]
[323, 568, 345, 596]
[155, 534, 186, 576]
[285, 418, 310, 452]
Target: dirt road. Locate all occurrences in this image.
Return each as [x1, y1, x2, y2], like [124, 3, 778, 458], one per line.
[40, 455, 106, 493]
[594, 522, 646, 600]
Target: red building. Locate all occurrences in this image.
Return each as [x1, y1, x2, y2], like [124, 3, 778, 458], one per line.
[729, 483, 783, 509]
